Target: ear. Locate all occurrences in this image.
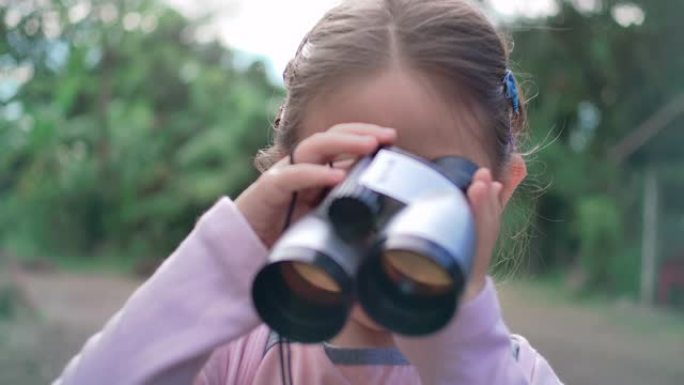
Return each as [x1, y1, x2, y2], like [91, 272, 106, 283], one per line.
[499, 153, 527, 206]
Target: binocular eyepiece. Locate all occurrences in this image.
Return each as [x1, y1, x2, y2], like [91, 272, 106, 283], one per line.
[251, 147, 478, 342]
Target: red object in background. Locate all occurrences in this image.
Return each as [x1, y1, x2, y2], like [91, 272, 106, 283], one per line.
[657, 258, 684, 305]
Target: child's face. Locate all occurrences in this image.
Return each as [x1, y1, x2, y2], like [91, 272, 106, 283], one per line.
[299, 68, 499, 334]
[300, 68, 494, 172]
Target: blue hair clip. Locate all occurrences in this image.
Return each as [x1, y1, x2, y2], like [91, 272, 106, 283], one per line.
[503, 70, 520, 115]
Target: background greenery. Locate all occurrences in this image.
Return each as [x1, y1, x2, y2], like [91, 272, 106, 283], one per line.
[510, 0, 684, 300]
[1, 0, 682, 303]
[0, 0, 282, 265]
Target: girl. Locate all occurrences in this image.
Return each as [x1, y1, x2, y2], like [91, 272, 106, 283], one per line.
[55, 0, 562, 384]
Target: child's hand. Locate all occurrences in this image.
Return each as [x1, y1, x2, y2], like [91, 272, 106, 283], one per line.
[463, 168, 503, 302]
[235, 124, 397, 248]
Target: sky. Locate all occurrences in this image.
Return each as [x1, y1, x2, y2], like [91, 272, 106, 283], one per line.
[164, 0, 560, 82]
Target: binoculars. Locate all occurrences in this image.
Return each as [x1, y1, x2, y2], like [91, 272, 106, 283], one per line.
[251, 146, 478, 342]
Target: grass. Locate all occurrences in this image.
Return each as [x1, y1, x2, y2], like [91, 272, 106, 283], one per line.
[48, 254, 141, 274]
[13, 252, 143, 276]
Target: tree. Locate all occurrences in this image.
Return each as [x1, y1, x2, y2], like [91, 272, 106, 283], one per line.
[0, 0, 282, 259]
[509, 0, 684, 295]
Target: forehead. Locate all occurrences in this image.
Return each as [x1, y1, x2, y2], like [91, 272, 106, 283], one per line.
[300, 68, 492, 169]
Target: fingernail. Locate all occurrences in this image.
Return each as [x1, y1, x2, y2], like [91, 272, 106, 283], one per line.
[480, 168, 491, 180]
[382, 127, 397, 136]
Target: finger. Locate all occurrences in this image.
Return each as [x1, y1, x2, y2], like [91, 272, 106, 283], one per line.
[468, 180, 499, 258]
[491, 181, 503, 213]
[469, 182, 497, 246]
[295, 132, 380, 164]
[474, 180, 501, 237]
[328, 123, 397, 143]
[492, 181, 503, 196]
[472, 167, 492, 185]
[464, 170, 504, 300]
[261, 164, 346, 206]
[331, 158, 357, 170]
[467, 180, 488, 211]
[470, 168, 496, 217]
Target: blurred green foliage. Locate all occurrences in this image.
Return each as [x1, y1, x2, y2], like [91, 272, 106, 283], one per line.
[1, 0, 682, 298]
[0, 1, 282, 259]
[510, 0, 684, 296]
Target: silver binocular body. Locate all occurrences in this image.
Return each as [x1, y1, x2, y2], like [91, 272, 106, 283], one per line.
[252, 147, 477, 342]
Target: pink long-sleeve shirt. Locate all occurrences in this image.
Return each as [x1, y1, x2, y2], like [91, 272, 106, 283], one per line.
[53, 197, 562, 385]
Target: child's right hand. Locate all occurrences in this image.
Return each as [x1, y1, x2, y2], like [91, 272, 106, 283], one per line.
[235, 123, 397, 248]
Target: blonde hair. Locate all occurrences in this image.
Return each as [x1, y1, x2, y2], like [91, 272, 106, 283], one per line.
[255, 0, 525, 173]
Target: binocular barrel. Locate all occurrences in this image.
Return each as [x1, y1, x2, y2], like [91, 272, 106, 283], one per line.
[251, 215, 359, 342]
[326, 156, 383, 241]
[251, 147, 477, 342]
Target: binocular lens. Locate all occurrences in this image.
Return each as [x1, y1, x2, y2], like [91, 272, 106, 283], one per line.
[252, 256, 353, 343]
[281, 262, 343, 302]
[357, 245, 461, 336]
[381, 250, 453, 295]
[328, 196, 375, 240]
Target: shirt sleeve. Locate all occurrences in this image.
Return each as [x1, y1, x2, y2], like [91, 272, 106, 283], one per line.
[511, 334, 563, 385]
[53, 197, 269, 385]
[393, 277, 563, 385]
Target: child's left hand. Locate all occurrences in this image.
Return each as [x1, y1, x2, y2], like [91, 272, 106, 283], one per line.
[463, 168, 503, 302]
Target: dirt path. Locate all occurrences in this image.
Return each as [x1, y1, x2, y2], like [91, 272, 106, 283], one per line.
[498, 280, 684, 385]
[1, 271, 682, 384]
[0, 271, 141, 384]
